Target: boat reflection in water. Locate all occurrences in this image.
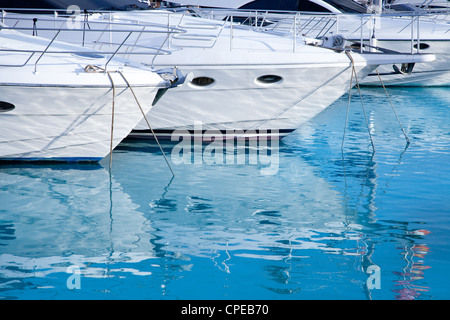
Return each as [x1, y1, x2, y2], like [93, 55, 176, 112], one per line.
[394, 231, 431, 300]
[0, 163, 158, 298]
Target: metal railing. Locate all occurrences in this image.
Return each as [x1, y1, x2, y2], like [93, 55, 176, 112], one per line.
[0, 8, 186, 71]
[2, 6, 447, 61]
[179, 7, 450, 54]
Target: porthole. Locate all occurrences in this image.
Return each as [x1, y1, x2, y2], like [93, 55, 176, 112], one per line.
[191, 76, 215, 87]
[0, 101, 15, 113]
[256, 75, 283, 85]
[413, 43, 430, 50]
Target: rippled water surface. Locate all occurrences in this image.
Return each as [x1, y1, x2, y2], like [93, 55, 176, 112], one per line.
[1, 87, 449, 300]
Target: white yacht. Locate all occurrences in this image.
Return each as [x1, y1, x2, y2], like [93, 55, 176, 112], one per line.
[0, 24, 181, 161]
[1, 3, 435, 140]
[167, 0, 450, 86]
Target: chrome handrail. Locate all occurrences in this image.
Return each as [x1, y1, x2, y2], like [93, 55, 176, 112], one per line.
[175, 7, 450, 54]
[0, 10, 186, 71]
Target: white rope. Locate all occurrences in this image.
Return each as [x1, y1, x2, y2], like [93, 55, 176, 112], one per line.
[117, 71, 175, 177]
[342, 55, 355, 151]
[106, 71, 116, 171]
[344, 51, 376, 153]
[375, 69, 410, 146]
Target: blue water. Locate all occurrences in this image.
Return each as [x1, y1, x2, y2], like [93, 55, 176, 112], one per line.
[0, 87, 449, 300]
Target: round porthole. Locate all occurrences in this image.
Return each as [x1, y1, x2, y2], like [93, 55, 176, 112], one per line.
[413, 43, 430, 50]
[256, 75, 283, 85]
[191, 76, 215, 87]
[0, 101, 15, 113]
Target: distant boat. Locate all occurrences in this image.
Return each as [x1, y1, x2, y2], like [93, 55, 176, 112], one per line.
[165, 0, 450, 86]
[0, 24, 181, 161]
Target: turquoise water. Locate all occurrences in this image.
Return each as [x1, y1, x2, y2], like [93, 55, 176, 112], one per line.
[0, 87, 449, 300]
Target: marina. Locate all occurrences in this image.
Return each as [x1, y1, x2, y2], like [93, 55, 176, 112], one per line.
[0, 0, 449, 302]
[0, 86, 448, 300]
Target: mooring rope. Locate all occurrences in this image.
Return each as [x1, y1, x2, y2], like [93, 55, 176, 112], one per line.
[344, 51, 376, 153]
[342, 54, 355, 151]
[375, 69, 410, 146]
[106, 71, 116, 171]
[117, 71, 175, 177]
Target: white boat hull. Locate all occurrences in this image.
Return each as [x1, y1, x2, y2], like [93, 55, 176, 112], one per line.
[0, 24, 176, 161]
[0, 84, 160, 161]
[0, 59, 164, 161]
[359, 40, 450, 86]
[165, 6, 450, 86]
[296, 14, 450, 86]
[131, 62, 377, 139]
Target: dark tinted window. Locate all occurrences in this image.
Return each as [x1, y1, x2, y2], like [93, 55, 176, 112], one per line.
[191, 77, 215, 86]
[0, 101, 15, 113]
[256, 75, 283, 84]
[239, 0, 334, 13]
[322, 0, 367, 13]
[413, 43, 430, 50]
[240, 0, 300, 11]
[298, 1, 333, 12]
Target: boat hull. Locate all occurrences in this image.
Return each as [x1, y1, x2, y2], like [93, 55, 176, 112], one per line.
[131, 61, 383, 139]
[0, 84, 159, 161]
[359, 40, 450, 86]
